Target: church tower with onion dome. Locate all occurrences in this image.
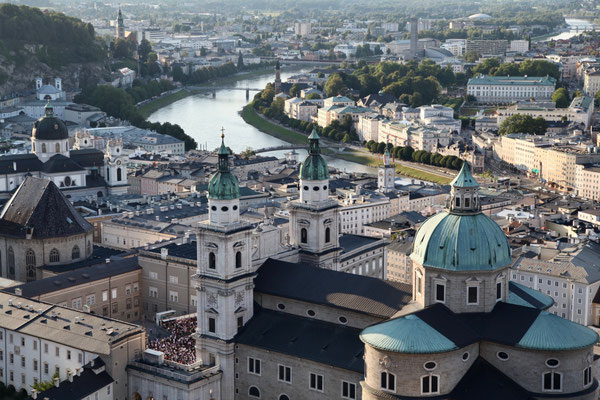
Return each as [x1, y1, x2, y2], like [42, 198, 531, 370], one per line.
[289, 129, 341, 269]
[194, 131, 255, 400]
[378, 147, 395, 192]
[32, 102, 70, 163]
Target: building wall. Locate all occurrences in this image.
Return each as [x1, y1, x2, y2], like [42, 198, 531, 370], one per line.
[386, 247, 412, 284]
[235, 343, 363, 400]
[362, 343, 478, 398]
[101, 221, 178, 249]
[35, 268, 142, 323]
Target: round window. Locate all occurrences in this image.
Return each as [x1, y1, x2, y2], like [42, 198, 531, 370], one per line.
[546, 359, 559, 368]
[303, 186, 309, 191]
[233, 205, 238, 210]
[64, 176, 71, 186]
[277, 303, 285, 310]
[313, 186, 320, 191]
[306, 309, 316, 317]
[424, 361, 437, 371]
[462, 352, 470, 362]
[339, 316, 348, 324]
[497, 351, 509, 361]
[323, 185, 327, 190]
[221, 206, 229, 211]
[211, 206, 217, 211]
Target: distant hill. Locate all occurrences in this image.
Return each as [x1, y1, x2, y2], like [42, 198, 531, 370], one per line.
[0, 4, 109, 95]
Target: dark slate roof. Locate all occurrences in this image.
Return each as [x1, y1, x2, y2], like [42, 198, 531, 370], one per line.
[69, 149, 105, 168]
[339, 234, 382, 254]
[146, 242, 197, 260]
[40, 246, 129, 274]
[35, 358, 113, 400]
[449, 357, 533, 400]
[41, 154, 86, 174]
[236, 306, 364, 373]
[0, 177, 92, 239]
[255, 258, 412, 318]
[0, 153, 43, 175]
[4, 257, 140, 298]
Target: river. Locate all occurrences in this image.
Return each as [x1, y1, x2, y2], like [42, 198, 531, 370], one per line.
[148, 68, 374, 174]
[544, 18, 598, 41]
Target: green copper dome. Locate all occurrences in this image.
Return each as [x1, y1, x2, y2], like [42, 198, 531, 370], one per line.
[208, 133, 240, 200]
[411, 164, 511, 271]
[299, 130, 330, 181]
[517, 311, 598, 350]
[32, 102, 69, 141]
[360, 314, 458, 354]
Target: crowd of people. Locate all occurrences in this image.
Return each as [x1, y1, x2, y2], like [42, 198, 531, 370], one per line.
[148, 316, 197, 365]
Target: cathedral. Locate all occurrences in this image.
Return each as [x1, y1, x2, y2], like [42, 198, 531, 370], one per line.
[174, 132, 598, 400]
[0, 101, 128, 200]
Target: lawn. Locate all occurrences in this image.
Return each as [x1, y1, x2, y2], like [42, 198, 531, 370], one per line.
[241, 105, 310, 145]
[138, 89, 193, 118]
[395, 164, 452, 185]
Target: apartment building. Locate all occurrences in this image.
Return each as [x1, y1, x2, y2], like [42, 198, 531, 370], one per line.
[538, 146, 600, 190]
[492, 133, 549, 172]
[467, 75, 556, 103]
[465, 39, 508, 55]
[0, 292, 144, 399]
[5, 257, 142, 323]
[583, 67, 600, 96]
[338, 190, 391, 235]
[496, 96, 595, 129]
[386, 240, 413, 284]
[511, 242, 600, 326]
[575, 165, 600, 200]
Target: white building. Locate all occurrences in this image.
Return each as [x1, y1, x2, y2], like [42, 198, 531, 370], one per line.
[35, 77, 65, 101]
[496, 96, 595, 129]
[467, 75, 556, 103]
[510, 40, 530, 53]
[294, 21, 312, 36]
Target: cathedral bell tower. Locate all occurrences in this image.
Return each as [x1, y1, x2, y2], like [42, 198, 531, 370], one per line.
[274, 60, 282, 94]
[378, 147, 395, 192]
[104, 138, 128, 195]
[116, 7, 125, 39]
[194, 132, 255, 400]
[289, 130, 341, 269]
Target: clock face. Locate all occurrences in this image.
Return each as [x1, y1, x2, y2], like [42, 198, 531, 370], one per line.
[117, 160, 121, 165]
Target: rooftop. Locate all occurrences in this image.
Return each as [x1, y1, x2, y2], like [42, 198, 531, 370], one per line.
[468, 74, 556, 86]
[255, 258, 412, 319]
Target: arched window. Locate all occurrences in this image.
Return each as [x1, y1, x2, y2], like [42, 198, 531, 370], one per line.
[325, 227, 331, 243]
[87, 240, 92, 256]
[26, 249, 36, 267]
[248, 386, 260, 398]
[117, 168, 122, 181]
[208, 252, 216, 269]
[301, 228, 308, 244]
[542, 371, 562, 392]
[455, 197, 461, 207]
[421, 375, 440, 394]
[7, 247, 15, 279]
[72, 245, 80, 260]
[279, 395, 290, 400]
[55, 143, 60, 153]
[26, 266, 36, 282]
[49, 248, 60, 263]
[235, 251, 242, 268]
[42, 143, 46, 153]
[381, 371, 396, 391]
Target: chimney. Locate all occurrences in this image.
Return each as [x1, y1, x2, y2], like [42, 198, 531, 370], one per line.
[31, 389, 38, 399]
[76, 368, 82, 376]
[161, 248, 169, 260]
[90, 358, 95, 367]
[67, 369, 73, 382]
[53, 377, 59, 387]
[105, 258, 110, 264]
[15, 288, 22, 296]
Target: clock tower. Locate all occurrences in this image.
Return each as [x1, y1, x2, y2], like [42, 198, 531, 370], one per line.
[378, 147, 395, 192]
[104, 138, 128, 195]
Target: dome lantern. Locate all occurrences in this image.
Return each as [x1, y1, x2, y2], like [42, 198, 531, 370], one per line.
[208, 131, 240, 201]
[449, 161, 480, 213]
[299, 129, 329, 181]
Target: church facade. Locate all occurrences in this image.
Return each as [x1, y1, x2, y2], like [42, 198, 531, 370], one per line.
[0, 102, 128, 200]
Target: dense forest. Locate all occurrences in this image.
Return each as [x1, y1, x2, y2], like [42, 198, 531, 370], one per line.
[0, 4, 106, 68]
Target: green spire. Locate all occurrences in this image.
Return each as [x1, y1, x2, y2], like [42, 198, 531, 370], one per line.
[308, 129, 321, 155]
[217, 129, 230, 172]
[450, 161, 478, 188]
[300, 129, 329, 181]
[44, 100, 54, 117]
[208, 130, 240, 200]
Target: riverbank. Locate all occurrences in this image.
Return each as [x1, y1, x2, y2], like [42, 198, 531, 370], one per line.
[138, 89, 193, 119]
[242, 105, 452, 184]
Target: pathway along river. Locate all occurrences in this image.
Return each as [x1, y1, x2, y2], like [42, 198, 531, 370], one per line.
[148, 68, 374, 174]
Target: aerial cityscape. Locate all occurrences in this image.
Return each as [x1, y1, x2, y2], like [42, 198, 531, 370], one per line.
[2, 0, 600, 399]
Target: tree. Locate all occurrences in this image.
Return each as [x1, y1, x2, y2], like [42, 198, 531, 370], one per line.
[289, 84, 301, 98]
[200, 47, 207, 56]
[498, 114, 547, 136]
[324, 73, 347, 97]
[306, 93, 321, 99]
[237, 51, 244, 69]
[552, 88, 570, 108]
[138, 39, 152, 61]
[113, 38, 134, 59]
[32, 371, 60, 392]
